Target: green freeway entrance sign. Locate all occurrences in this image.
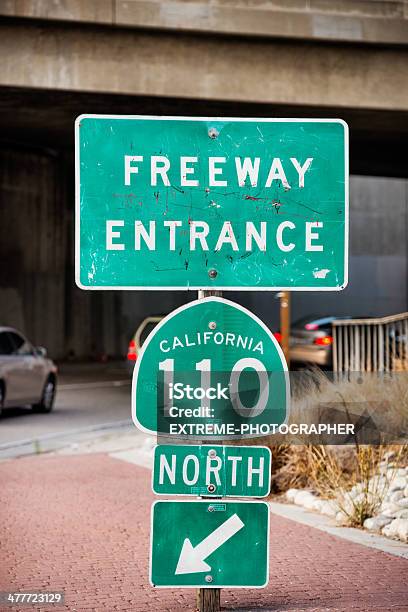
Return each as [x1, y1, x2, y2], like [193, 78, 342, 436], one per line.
[152, 445, 271, 497]
[150, 501, 269, 587]
[75, 115, 348, 291]
[132, 297, 289, 438]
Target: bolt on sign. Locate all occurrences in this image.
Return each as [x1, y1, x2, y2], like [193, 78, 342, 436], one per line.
[152, 445, 271, 497]
[150, 501, 269, 588]
[132, 297, 289, 438]
[75, 115, 348, 291]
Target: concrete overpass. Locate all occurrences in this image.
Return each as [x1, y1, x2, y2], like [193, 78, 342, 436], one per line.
[0, 0, 407, 359]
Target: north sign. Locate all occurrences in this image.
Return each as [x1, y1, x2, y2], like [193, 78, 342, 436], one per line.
[152, 444, 271, 497]
[75, 115, 348, 291]
[150, 501, 269, 587]
[132, 297, 289, 438]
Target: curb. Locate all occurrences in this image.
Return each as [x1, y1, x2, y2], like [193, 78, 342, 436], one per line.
[269, 501, 408, 560]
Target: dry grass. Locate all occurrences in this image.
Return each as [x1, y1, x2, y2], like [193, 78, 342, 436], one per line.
[269, 445, 311, 493]
[268, 443, 407, 526]
[234, 368, 408, 525]
[289, 369, 408, 444]
[307, 445, 406, 526]
[267, 444, 351, 495]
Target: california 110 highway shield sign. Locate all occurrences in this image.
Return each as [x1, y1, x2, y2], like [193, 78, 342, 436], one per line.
[132, 297, 289, 438]
[75, 115, 348, 291]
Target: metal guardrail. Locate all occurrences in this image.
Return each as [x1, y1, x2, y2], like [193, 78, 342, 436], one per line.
[332, 312, 408, 373]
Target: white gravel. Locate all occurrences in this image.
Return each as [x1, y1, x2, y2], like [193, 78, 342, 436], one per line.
[285, 464, 408, 544]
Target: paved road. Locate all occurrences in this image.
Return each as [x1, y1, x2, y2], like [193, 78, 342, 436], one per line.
[0, 363, 134, 454]
[1, 452, 407, 612]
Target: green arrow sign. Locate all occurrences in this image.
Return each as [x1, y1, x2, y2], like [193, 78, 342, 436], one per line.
[75, 115, 348, 290]
[132, 297, 289, 438]
[150, 501, 269, 587]
[152, 444, 271, 497]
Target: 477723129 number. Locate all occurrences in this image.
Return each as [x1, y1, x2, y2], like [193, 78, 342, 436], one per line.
[0, 592, 64, 606]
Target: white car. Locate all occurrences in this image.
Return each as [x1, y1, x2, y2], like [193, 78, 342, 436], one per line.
[0, 327, 57, 417]
[127, 316, 164, 369]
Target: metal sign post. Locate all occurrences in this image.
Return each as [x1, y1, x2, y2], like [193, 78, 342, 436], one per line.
[75, 113, 349, 612]
[280, 291, 291, 367]
[199, 287, 221, 612]
[131, 294, 286, 600]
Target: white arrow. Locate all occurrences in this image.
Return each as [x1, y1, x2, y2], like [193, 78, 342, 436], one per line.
[175, 513, 245, 575]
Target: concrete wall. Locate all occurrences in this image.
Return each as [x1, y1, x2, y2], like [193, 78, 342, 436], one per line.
[0, 146, 98, 359]
[1, 0, 407, 44]
[0, 147, 69, 356]
[0, 20, 407, 112]
[288, 175, 408, 322]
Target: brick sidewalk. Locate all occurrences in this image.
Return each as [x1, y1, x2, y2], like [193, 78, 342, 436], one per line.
[0, 454, 407, 612]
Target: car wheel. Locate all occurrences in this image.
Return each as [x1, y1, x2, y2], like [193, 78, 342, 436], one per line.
[0, 383, 3, 418]
[33, 377, 56, 413]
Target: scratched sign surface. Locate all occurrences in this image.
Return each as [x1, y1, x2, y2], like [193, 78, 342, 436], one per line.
[75, 115, 348, 290]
